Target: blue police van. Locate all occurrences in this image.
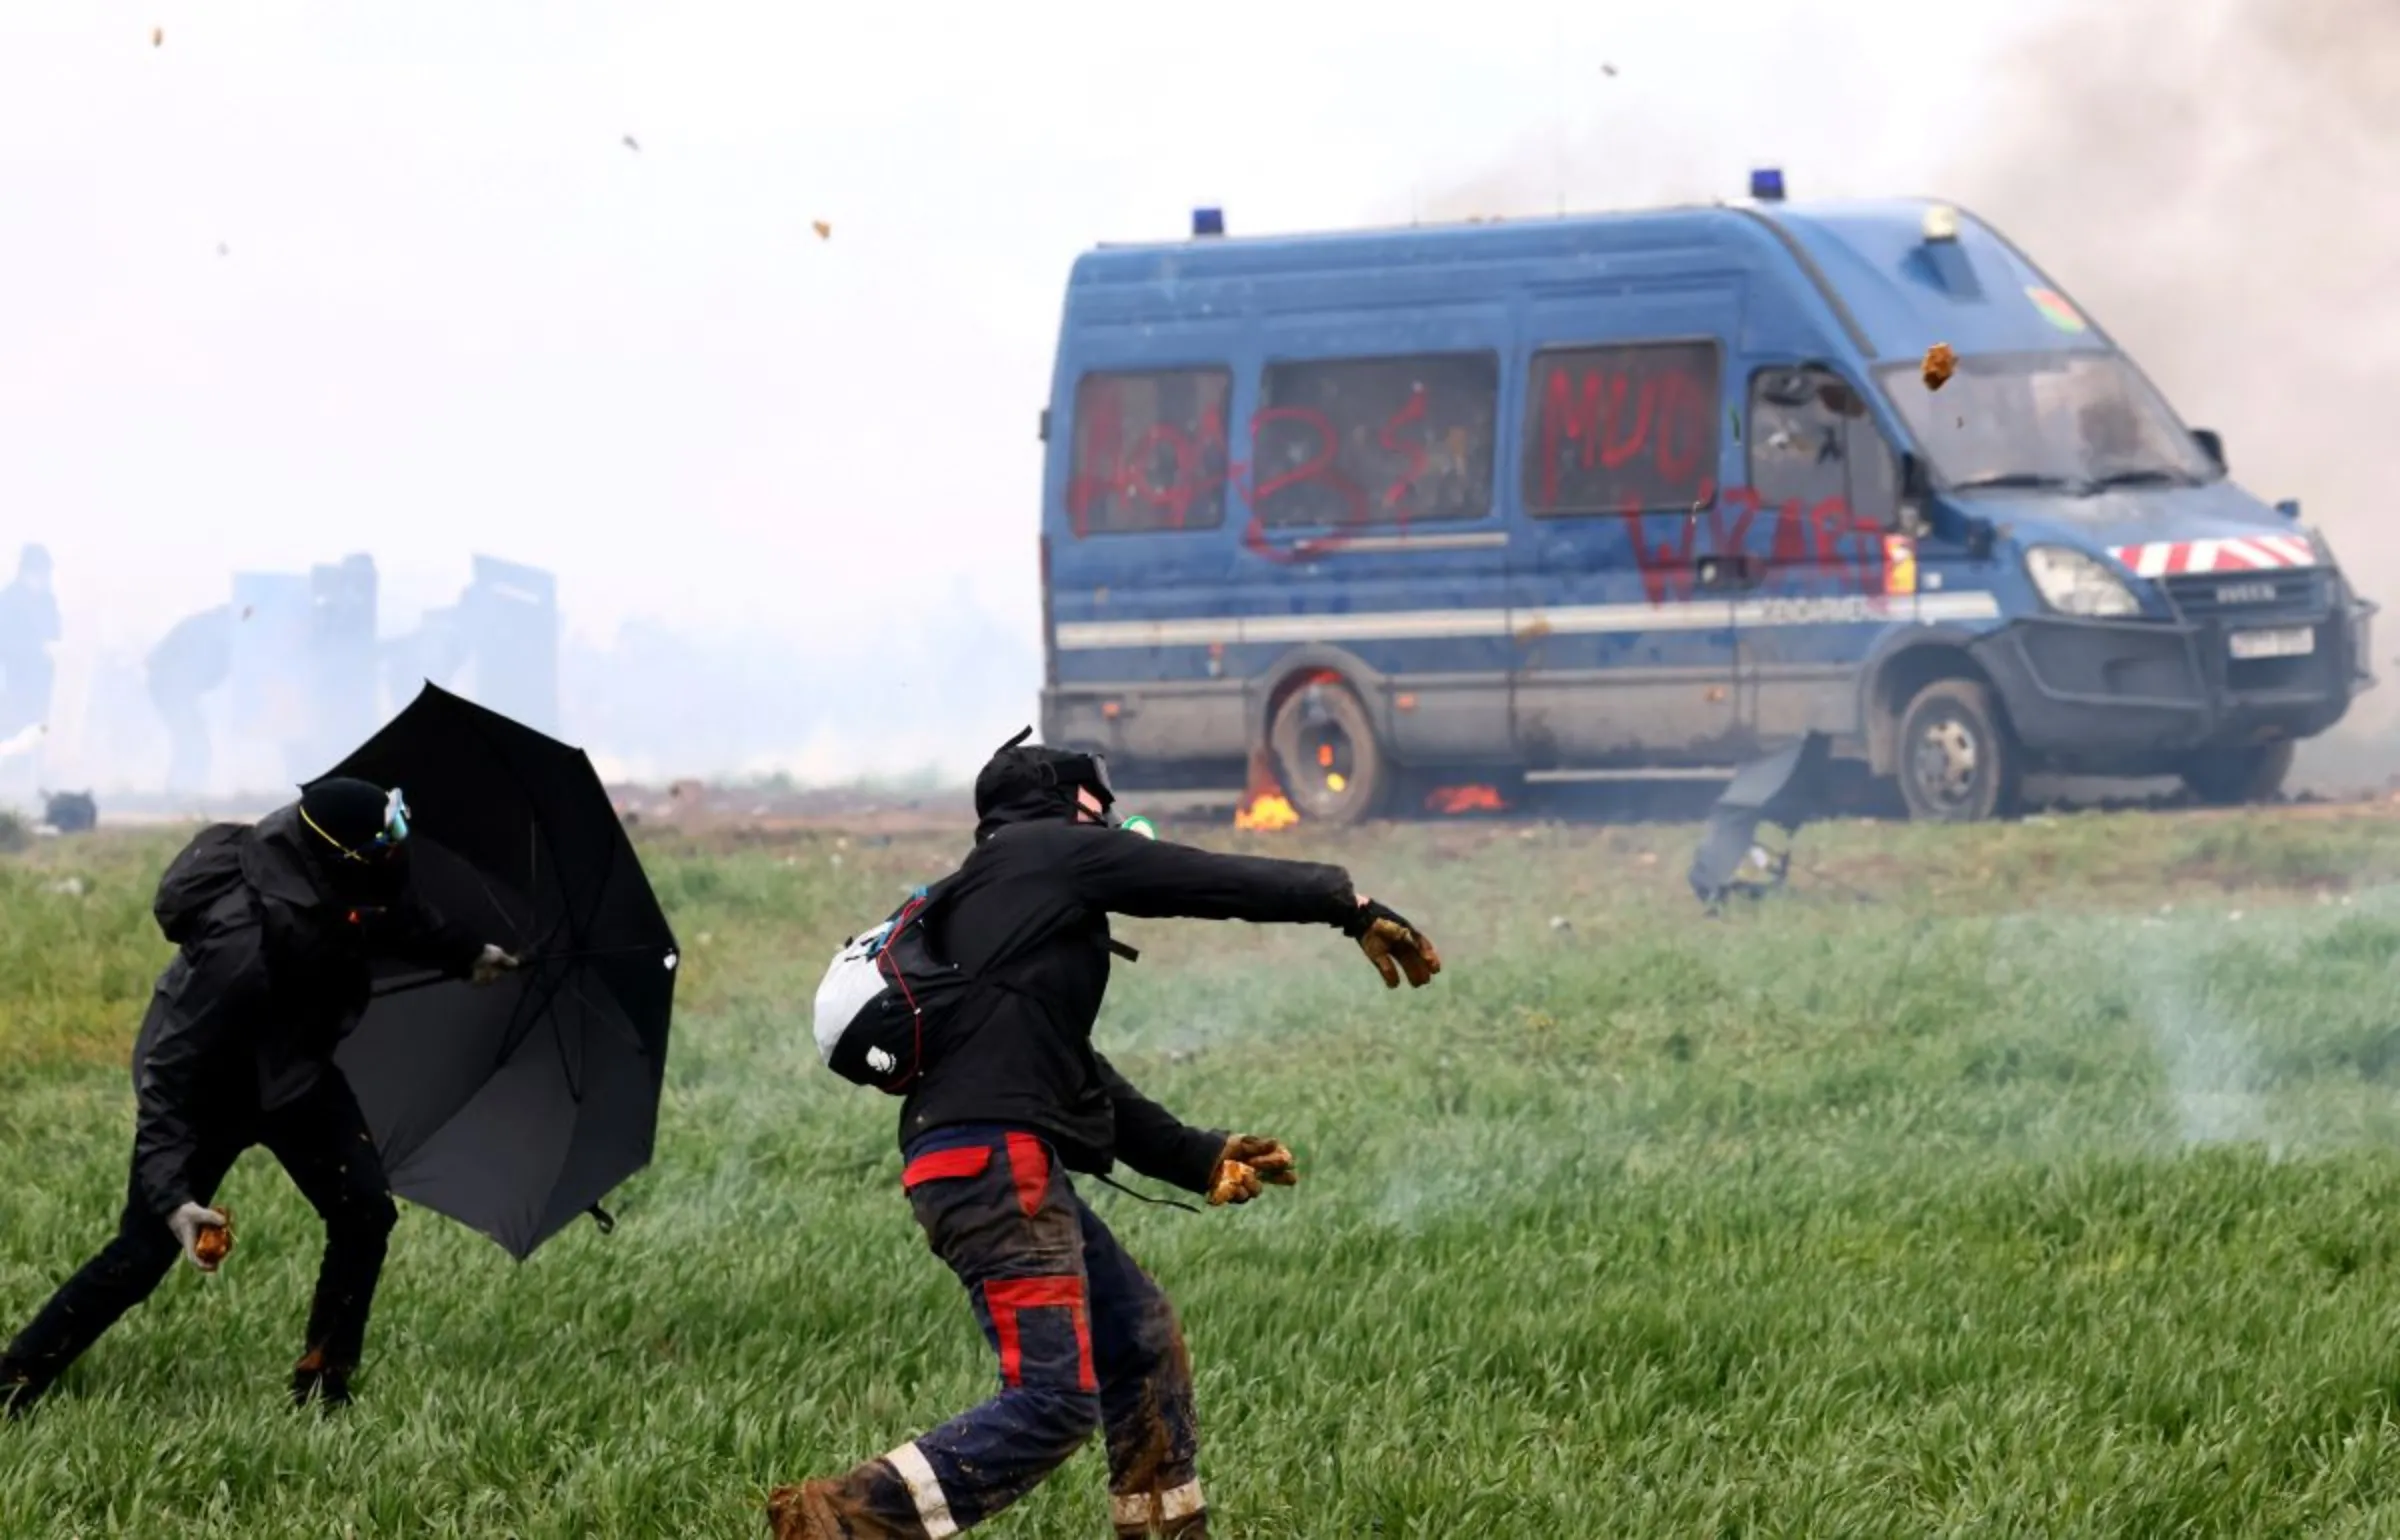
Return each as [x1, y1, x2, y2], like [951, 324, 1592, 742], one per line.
[1035, 174, 2376, 822]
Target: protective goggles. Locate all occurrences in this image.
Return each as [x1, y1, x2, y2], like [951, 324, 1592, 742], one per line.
[302, 787, 412, 864]
[381, 787, 411, 849]
[1057, 750, 1114, 801]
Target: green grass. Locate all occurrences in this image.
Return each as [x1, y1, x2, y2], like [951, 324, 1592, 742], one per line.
[11, 808, 2400, 1534]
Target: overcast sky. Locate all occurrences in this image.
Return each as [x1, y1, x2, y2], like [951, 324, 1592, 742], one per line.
[0, 0, 2063, 633]
[1, 0, 2073, 781]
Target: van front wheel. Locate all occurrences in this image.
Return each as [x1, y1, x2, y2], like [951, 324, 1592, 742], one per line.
[1895, 679, 2017, 823]
[1267, 680, 1386, 825]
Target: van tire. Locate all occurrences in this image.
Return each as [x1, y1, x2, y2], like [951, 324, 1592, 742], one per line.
[1267, 679, 1386, 825]
[1894, 679, 2017, 823]
[2180, 742, 2294, 807]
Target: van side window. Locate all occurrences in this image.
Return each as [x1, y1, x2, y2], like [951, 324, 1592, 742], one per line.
[1748, 367, 1899, 527]
[1524, 342, 1720, 516]
[1253, 353, 1498, 528]
[1066, 369, 1232, 534]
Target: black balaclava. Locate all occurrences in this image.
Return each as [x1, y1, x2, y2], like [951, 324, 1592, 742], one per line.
[973, 728, 1116, 844]
[295, 776, 410, 900]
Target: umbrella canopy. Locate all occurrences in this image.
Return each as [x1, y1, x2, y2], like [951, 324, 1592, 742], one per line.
[1689, 731, 1833, 909]
[323, 684, 679, 1260]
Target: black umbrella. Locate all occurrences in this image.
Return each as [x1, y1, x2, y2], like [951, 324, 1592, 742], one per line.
[321, 684, 680, 1260]
[1689, 731, 1833, 911]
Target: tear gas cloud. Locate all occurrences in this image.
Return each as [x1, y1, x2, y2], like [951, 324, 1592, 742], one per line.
[1943, 0, 2400, 781]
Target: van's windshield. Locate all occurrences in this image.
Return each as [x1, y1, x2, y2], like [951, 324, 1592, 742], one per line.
[1876, 350, 2217, 496]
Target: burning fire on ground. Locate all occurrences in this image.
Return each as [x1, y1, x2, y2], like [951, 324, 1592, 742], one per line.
[1425, 783, 1508, 815]
[1235, 748, 1301, 831]
[1235, 792, 1299, 831]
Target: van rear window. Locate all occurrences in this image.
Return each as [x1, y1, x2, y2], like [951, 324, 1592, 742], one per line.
[1253, 353, 1498, 528]
[1525, 342, 1721, 515]
[1067, 369, 1233, 535]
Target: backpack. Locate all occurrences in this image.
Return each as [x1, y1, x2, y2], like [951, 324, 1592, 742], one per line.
[812, 879, 975, 1094]
[152, 823, 254, 945]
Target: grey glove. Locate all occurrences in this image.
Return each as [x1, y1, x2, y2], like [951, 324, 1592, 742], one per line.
[167, 1202, 228, 1272]
[472, 944, 522, 986]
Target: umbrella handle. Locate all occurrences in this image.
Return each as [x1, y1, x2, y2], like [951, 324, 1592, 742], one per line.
[370, 969, 452, 999]
[369, 943, 677, 997]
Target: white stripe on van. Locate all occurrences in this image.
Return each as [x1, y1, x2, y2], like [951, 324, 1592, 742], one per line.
[1052, 591, 2001, 649]
[1320, 531, 1511, 554]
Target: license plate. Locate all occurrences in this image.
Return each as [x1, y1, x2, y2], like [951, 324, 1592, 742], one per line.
[2229, 626, 2315, 661]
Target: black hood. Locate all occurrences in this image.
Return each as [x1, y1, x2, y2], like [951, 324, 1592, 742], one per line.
[973, 737, 1107, 845]
[973, 764, 1080, 844]
[289, 777, 420, 902]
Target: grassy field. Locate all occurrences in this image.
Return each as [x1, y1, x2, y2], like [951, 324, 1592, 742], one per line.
[10, 804, 2400, 1535]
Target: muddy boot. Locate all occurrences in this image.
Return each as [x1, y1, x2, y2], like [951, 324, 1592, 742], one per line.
[1108, 1477, 1209, 1535]
[289, 1349, 353, 1415]
[1112, 1496, 1210, 1538]
[765, 1470, 916, 1540]
[764, 1482, 837, 1540]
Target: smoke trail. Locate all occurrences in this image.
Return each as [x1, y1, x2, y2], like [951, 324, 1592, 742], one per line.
[2127, 931, 2279, 1152]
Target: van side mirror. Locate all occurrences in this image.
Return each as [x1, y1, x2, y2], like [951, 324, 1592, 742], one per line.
[2275, 498, 2301, 521]
[2192, 428, 2226, 470]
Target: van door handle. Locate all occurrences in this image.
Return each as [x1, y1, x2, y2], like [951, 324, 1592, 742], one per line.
[1694, 553, 1767, 592]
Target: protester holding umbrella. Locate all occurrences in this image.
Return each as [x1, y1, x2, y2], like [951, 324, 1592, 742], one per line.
[321, 684, 682, 1262]
[0, 778, 522, 1418]
[772, 731, 1441, 1540]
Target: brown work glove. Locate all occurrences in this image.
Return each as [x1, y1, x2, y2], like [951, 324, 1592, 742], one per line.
[1342, 897, 1441, 989]
[1209, 1135, 1298, 1206]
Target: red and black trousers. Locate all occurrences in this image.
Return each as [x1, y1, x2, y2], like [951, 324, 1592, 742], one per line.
[820, 1124, 1207, 1537]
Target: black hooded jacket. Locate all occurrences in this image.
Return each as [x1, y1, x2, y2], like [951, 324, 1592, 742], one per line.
[129, 805, 485, 1217]
[897, 788, 1359, 1193]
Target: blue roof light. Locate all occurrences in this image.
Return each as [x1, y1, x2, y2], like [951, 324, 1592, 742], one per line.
[1749, 168, 1786, 202]
[1192, 206, 1225, 238]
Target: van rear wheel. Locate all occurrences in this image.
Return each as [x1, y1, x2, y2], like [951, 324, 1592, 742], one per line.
[1268, 680, 1386, 825]
[1895, 678, 2018, 823]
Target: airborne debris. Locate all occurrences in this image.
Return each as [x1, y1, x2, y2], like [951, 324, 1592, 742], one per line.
[1601, 61, 1619, 77]
[151, 26, 163, 47]
[622, 134, 641, 153]
[1922, 342, 1957, 391]
[812, 220, 832, 241]
[1690, 731, 1833, 911]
